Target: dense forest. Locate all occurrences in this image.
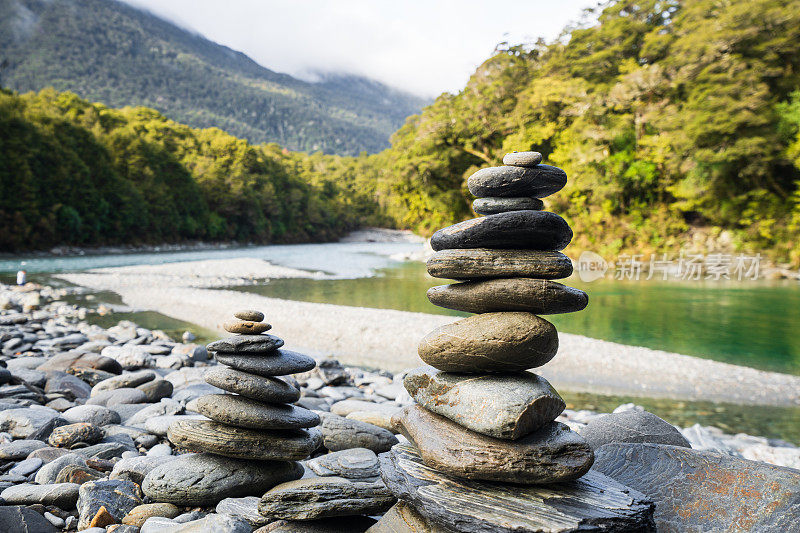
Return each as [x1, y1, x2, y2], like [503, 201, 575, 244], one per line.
[0, 0, 426, 155]
[0, 89, 385, 249]
[2, 0, 800, 266]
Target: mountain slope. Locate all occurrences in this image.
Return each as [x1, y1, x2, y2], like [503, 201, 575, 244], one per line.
[0, 0, 427, 155]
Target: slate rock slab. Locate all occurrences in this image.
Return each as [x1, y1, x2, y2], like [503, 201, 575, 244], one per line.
[204, 367, 300, 403]
[142, 452, 303, 506]
[418, 312, 558, 373]
[196, 394, 319, 430]
[580, 410, 691, 449]
[430, 211, 572, 252]
[427, 248, 573, 280]
[216, 496, 270, 528]
[395, 405, 593, 484]
[381, 443, 655, 533]
[403, 367, 565, 439]
[366, 501, 454, 533]
[592, 443, 800, 532]
[214, 350, 316, 376]
[167, 419, 322, 460]
[467, 164, 567, 198]
[206, 334, 284, 354]
[472, 196, 544, 215]
[258, 476, 396, 520]
[263, 516, 378, 532]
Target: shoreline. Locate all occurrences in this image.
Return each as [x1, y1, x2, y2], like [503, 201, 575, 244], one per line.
[57, 259, 800, 408]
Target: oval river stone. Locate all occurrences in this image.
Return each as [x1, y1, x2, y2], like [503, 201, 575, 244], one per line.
[427, 278, 588, 314]
[427, 249, 573, 280]
[430, 211, 573, 252]
[167, 419, 322, 461]
[418, 312, 558, 373]
[196, 394, 319, 430]
[206, 334, 284, 354]
[223, 320, 272, 335]
[403, 366, 565, 440]
[502, 151, 543, 167]
[204, 367, 300, 403]
[472, 197, 544, 215]
[213, 350, 316, 377]
[467, 164, 567, 198]
[234, 310, 265, 322]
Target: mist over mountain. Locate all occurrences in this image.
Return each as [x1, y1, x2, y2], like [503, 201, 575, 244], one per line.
[0, 0, 428, 155]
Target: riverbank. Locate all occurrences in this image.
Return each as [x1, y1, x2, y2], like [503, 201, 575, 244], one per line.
[57, 261, 800, 408]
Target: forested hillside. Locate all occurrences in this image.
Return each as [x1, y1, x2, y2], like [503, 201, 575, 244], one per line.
[315, 0, 800, 264]
[0, 89, 385, 250]
[0, 0, 426, 155]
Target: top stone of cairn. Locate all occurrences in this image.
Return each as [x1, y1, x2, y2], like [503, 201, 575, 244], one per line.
[502, 151, 542, 167]
[234, 309, 265, 322]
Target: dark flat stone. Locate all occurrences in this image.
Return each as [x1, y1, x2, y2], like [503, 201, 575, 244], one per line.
[196, 394, 319, 430]
[592, 443, 800, 532]
[394, 405, 593, 484]
[258, 476, 396, 520]
[472, 197, 543, 215]
[403, 367, 564, 440]
[427, 278, 588, 314]
[0, 505, 58, 533]
[204, 366, 300, 403]
[579, 410, 691, 449]
[214, 349, 316, 376]
[380, 443, 655, 533]
[418, 312, 558, 373]
[427, 248, 573, 280]
[430, 211, 572, 252]
[167, 419, 322, 461]
[467, 165, 567, 198]
[206, 334, 284, 354]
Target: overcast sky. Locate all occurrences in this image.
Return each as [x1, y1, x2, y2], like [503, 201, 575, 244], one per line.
[121, 0, 597, 97]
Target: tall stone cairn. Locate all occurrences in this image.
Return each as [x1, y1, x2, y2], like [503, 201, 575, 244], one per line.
[142, 310, 322, 506]
[372, 152, 656, 532]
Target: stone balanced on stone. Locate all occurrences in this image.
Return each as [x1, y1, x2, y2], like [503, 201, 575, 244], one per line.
[142, 310, 321, 506]
[372, 152, 656, 532]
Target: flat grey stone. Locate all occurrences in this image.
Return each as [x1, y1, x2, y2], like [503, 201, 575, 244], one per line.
[0, 406, 59, 438]
[9, 457, 43, 476]
[91, 370, 156, 396]
[467, 164, 566, 198]
[125, 399, 183, 426]
[380, 443, 654, 533]
[1, 482, 80, 508]
[216, 496, 270, 528]
[418, 312, 558, 373]
[62, 405, 121, 426]
[196, 394, 319, 430]
[430, 211, 572, 252]
[427, 248, 573, 280]
[214, 350, 316, 376]
[307, 448, 380, 479]
[0, 505, 58, 533]
[428, 278, 588, 314]
[404, 367, 565, 440]
[44, 371, 92, 399]
[110, 455, 178, 485]
[473, 196, 544, 215]
[592, 443, 800, 532]
[206, 334, 284, 354]
[86, 388, 147, 406]
[234, 310, 265, 322]
[144, 414, 207, 437]
[167, 419, 322, 461]
[204, 366, 300, 403]
[0, 439, 47, 460]
[395, 405, 593, 484]
[142, 452, 303, 506]
[259, 476, 395, 520]
[48, 422, 104, 448]
[35, 453, 86, 484]
[137, 379, 173, 402]
[580, 410, 691, 449]
[367, 501, 453, 533]
[77, 479, 143, 530]
[502, 151, 543, 167]
[317, 412, 398, 453]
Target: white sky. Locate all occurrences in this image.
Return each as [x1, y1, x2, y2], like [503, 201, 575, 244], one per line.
[120, 0, 598, 97]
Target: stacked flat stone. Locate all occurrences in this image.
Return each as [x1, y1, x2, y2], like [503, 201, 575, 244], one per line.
[374, 153, 655, 532]
[145, 310, 321, 506]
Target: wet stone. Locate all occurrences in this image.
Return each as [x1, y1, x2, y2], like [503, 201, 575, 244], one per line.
[418, 312, 558, 373]
[214, 350, 316, 377]
[403, 367, 565, 440]
[206, 334, 284, 354]
[204, 367, 301, 403]
[427, 278, 588, 314]
[167, 419, 322, 461]
[427, 248, 573, 280]
[394, 405, 594, 484]
[380, 443, 654, 533]
[430, 211, 572, 252]
[473, 196, 544, 215]
[196, 394, 319, 430]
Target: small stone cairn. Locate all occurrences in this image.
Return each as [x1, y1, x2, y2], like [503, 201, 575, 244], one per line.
[146, 310, 322, 505]
[374, 152, 656, 532]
